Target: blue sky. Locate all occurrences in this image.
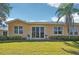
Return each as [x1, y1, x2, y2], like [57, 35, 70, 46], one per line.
[8, 3, 79, 22]
[9, 3, 57, 22]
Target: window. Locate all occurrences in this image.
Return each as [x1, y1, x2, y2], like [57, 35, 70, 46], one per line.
[36, 27, 39, 38]
[74, 28, 78, 35]
[32, 27, 35, 38]
[40, 27, 44, 38]
[14, 26, 18, 34]
[74, 32, 78, 35]
[3, 31, 7, 36]
[69, 27, 78, 35]
[14, 26, 23, 34]
[19, 26, 23, 34]
[32, 27, 44, 38]
[54, 27, 57, 34]
[70, 32, 73, 35]
[54, 27, 63, 35]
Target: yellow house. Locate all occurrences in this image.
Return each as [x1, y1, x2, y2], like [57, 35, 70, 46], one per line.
[6, 19, 79, 40]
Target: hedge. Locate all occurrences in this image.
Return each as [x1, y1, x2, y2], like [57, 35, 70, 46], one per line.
[0, 35, 24, 41]
[48, 36, 79, 41]
[0, 35, 79, 41]
[0, 36, 7, 41]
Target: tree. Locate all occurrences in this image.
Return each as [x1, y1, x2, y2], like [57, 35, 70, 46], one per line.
[56, 3, 79, 36]
[0, 3, 12, 23]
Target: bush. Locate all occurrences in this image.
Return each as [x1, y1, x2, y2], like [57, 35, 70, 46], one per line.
[0, 35, 24, 41]
[7, 36, 23, 40]
[48, 36, 79, 41]
[0, 36, 7, 41]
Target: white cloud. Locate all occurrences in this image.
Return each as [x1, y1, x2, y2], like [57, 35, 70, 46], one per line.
[28, 19, 49, 22]
[51, 13, 79, 23]
[51, 16, 58, 21]
[6, 18, 15, 21]
[72, 13, 79, 23]
[51, 16, 65, 22]
[47, 3, 60, 8]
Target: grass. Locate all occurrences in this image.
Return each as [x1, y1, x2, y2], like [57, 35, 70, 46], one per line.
[0, 41, 78, 55]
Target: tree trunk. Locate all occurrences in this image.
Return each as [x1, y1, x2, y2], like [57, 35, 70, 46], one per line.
[65, 14, 73, 39]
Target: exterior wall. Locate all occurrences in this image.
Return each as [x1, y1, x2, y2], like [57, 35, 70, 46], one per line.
[8, 20, 30, 37]
[7, 20, 69, 39]
[63, 24, 68, 36]
[76, 25, 79, 35]
[45, 24, 68, 36]
[0, 30, 3, 35]
[70, 25, 79, 36]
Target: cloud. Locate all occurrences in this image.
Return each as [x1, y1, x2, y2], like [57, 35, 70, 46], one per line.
[28, 19, 49, 22]
[51, 16, 65, 22]
[6, 18, 15, 21]
[51, 16, 58, 21]
[47, 3, 60, 8]
[51, 13, 79, 23]
[73, 13, 79, 23]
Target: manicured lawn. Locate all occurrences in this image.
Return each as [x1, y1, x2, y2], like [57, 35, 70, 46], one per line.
[0, 41, 78, 55]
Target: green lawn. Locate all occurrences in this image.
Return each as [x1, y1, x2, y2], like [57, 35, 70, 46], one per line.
[0, 41, 78, 55]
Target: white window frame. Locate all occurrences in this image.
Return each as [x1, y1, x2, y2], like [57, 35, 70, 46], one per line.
[19, 26, 23, 34]
[31, 26, 45, 39]
[69, 27, 78, 36]
[53, 26, 63, 36]
[14, 26, 23, 34]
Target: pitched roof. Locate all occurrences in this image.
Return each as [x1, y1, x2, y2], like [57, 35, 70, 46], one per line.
[6, 18, 27, 24]
[6, 18, 65, 25]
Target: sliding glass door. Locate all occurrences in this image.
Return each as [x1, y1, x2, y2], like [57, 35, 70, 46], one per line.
[40, 27, 44, 38]
[32, 27, 44, 38]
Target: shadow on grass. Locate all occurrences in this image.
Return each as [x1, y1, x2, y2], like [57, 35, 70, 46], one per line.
[62, 48, 79, 55]
[64, 41, 79, 49]
[62, 41, 79, 55]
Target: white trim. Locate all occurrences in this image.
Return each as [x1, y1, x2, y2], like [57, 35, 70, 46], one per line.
[6, 19, 27, 24]
[13, 26, 19, 34]
[13, 26, 23, 34]
[6, 19, 66, 25]
[31, 26, 45, 39]
[69, 27, 79, 36]
[53, 26, 64, 36]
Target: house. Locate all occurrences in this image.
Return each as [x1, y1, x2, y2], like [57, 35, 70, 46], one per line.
[6, 19, 79, 40]
[0, 29, 3, 35]
[0, 24, 7, 36]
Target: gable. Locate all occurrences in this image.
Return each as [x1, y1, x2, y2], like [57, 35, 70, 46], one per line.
[6, 19, 27, 24]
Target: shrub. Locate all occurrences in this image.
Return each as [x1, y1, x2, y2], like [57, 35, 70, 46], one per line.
[7, 36, 23, 40]
[0, 36, 7, 41]
[48, 36, 79, 41]
[0, 35, 24, 41]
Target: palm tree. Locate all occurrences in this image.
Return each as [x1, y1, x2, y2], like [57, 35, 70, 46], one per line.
[56, 3, 79, 36]
[0, 3, 12, 23]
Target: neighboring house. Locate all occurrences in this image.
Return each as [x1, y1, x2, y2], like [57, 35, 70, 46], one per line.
[6, 19, 79, 40]
[0, 29, 3, 35]
[0, 24, 7, 36]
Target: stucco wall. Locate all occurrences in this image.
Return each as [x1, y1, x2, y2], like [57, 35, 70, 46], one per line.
[8, 20, 29, 37]
[0, 30, 3, 35]
[7, 20, 69, 39]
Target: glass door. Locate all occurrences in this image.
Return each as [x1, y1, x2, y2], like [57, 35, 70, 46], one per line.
[32, 27, 44, 39]
[36, 27, 39, 38]
[40, 27, 44, 38]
